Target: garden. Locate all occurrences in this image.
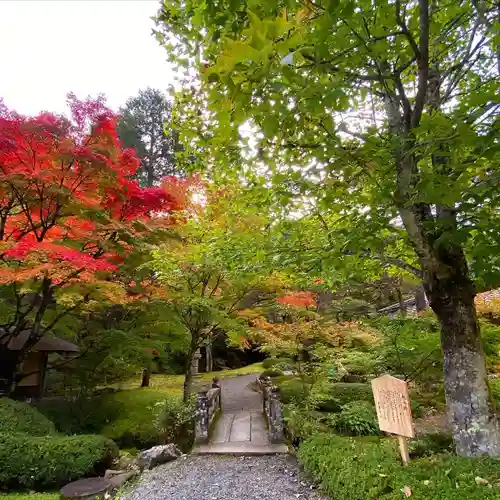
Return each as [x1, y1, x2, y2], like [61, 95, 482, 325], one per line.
[2, 0, 500, 499]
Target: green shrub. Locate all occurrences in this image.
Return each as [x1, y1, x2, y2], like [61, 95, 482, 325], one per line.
[299, 434, 500, 499]
[339, 350, 380, 378]
[283, 403, 325, 444]
[0, 398, 57, 436]
[315, 397, 342, 413]
[324, 382, 374, 406]
[369, 316, 443, 388]
[277, 377, 310, 404]
[99, 390, 172, 448]
[409, 433, 454, 458]
[489, 378, 500, 409]
[259, 369, 284, 379]
[329, 400, 379, 436]
[154, 396, 195, 452]
[410, 388, 446, 417]
[262, 358, 281, 369]
[481, 321, 500, 372]
[36, 394, 125, 435]
[37, 389, 177, 448]
[0, 433, 117, 489]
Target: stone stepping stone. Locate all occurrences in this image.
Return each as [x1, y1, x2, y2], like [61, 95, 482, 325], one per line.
[60, 477, 113, 499]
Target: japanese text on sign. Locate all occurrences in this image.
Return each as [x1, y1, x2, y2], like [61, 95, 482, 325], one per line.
[371, 375, 414, 438]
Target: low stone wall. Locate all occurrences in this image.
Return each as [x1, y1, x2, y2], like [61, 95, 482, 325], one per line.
[260, 378, 285, 443]
[195, 387, 221, 444]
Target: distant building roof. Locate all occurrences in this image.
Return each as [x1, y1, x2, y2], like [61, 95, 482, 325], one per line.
[377, 298, 417, 314]
[378, 288, 500, 315]
[0, 330, 79, 353]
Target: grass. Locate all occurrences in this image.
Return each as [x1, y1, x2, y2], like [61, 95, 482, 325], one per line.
[112, 362, 264, 391]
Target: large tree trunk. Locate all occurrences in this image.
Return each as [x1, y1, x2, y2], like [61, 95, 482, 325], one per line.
[183, 341, 199, 403]
[422, 250, 500, 456]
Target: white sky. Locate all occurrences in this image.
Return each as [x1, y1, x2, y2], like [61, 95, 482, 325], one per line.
[0, 0, 174, 115]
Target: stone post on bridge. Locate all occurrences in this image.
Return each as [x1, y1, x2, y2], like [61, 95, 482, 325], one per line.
[261, 378, 285, 443]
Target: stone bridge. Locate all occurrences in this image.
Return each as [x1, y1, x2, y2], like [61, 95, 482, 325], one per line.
[193, 374, 288, 455]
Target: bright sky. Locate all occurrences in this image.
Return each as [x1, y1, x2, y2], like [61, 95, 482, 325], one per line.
[0, 0, 174, 115]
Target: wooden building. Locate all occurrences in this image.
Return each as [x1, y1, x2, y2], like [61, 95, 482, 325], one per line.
[0, 331, 79, 399]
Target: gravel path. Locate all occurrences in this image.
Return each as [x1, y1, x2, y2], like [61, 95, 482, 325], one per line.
[123, 455, 328, 500]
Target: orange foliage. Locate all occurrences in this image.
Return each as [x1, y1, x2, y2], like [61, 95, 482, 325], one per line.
[276, 291, 317, 309]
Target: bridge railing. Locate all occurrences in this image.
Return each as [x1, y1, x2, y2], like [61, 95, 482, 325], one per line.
[259, 377, 285, 443]
[194, 387, 221, 444]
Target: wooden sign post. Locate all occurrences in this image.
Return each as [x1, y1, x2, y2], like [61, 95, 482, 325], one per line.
[371, 374, 414, 466]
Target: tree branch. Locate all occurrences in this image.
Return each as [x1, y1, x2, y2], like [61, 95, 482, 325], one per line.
[411, 0, 430, 128]
[395, 0, 421, 59]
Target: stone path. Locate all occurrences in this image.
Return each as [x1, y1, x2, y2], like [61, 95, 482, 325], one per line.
[194, 374, 288, 455]
[123, 374, 310, 500]
[123, 455, 328, 500]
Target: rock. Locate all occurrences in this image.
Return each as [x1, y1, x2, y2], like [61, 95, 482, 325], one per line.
[105, 469, 128, 479]
[108, 471, 139, 488]
[60, 477, 113, 499]
[115, 451, 137, 471]
[136, 443, 182, 470]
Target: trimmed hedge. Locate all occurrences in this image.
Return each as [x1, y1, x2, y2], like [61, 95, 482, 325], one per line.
[324, 382, 374, 406]
[299, 434, 500, 499]
[0, 433, 118, 489]
[262, 357, 294, 370]
[278, 378, 310, 404]
[37, 389, 188, 448]
[0, 398, 56, 436]
[259, 369, 284, 379]
[262, 358, 281, 369]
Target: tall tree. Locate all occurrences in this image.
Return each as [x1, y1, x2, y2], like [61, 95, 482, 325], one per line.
[0, 94, 186, 394]
[158, 1, 500, 456]
[118, 88, 183, 186]
[150, 186, 280, 401]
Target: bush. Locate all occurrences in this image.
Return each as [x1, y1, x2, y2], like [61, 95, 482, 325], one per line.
[259, 369, 284, 379]
[369, 316, 443, 388]
[410, 388, 446, 417]
[489, 378, 500, 409]
[0, 398, 57, 436]
[277, 377, 310, 404]
[481, 322, 500, 372]
[99, 390, 175, 448]
[409, 433, 454, 458]
[38, 389, 184, 448]
[329, 400, 379, 436]
[324, 382, 374, 406]
[338, 350, 381, 379]
[262, 357, 294, 370]
[154, 396, 195, 452]
[283, 404, 324, 444]
[0, 433, 117, 489]
[36, 395, 125, 436]
[262, 358, 280, 369]
[299, 434, 500, 499]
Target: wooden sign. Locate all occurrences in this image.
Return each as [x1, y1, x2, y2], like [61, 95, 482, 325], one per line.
[371, 374, 414, 465]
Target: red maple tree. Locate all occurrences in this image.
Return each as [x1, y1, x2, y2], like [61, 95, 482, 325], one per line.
[276, 291, 317, 310]
[0, 95, 189, 391]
